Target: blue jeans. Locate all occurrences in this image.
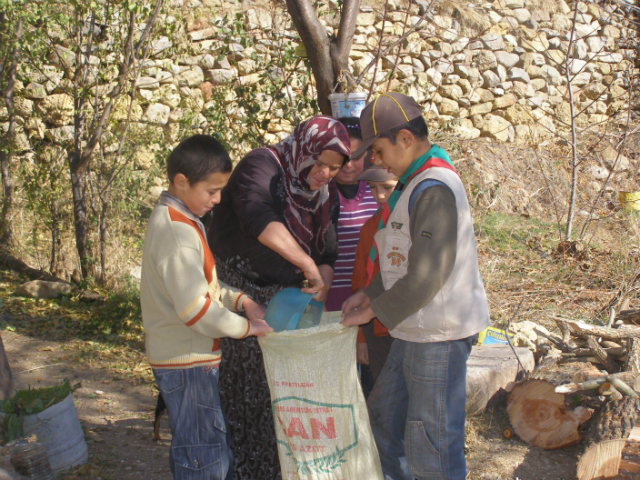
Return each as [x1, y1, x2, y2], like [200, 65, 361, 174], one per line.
[153, 366, 232, 480]
[367, 336, 476, 480]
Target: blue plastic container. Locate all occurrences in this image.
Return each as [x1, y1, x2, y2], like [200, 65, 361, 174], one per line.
[264, 288, 323, 332]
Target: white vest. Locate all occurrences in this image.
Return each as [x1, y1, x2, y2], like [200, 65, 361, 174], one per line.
[375, 167, 490, 342]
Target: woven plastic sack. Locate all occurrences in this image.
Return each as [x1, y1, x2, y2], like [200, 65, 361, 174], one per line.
[259, 312, 383, 480]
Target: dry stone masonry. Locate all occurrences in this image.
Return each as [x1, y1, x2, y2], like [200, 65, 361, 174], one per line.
[2, 0, 638, 162]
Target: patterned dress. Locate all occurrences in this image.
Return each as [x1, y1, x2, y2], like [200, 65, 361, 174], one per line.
[208, 117, 348, 480]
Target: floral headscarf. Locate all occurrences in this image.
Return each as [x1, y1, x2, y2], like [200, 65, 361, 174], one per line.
[268, 115, 350, 255]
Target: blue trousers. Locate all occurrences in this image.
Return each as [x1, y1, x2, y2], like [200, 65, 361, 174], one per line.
[153, 366, 233, 480]
[367, 336, 476, 480]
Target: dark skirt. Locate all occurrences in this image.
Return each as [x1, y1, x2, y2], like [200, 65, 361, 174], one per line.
[216, 260, 295, 480]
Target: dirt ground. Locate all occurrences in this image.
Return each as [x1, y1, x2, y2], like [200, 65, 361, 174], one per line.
[2, 330, 173, 480]
[2, 327, 584, 480]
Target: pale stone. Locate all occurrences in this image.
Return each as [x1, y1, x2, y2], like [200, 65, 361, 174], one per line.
[482, 114, 513, 142]
[476, 89, 494, 102]
[482, 70, 500, 88]
[573, 39, 588, 60]
[596, 52, 623, 63]
[237, 59, 256, 76]
[473, 50, 497, 70]
[489, 11, 502, 24]
[509, 67, 530, 84]
[512, 82, 536, 98]
[531, 10, 550, 22]
[574, 22, 600, 38]
[481, 33, 504, 51]
[439, 98, 459, 115]
[143, 103, 171, 125]
[153, 37, 173, 55]
[530, 78, 546, 91]
[541, 65, 562, 86]
[573, 72, 591, 87]
[470, 102, 492, 116]
[494, 51, 519, 69]
[513, 8, 531, 23]
[493, 93, 518, 109]
[14, 97, 33, 117]
[188, 28, 217, 42]
[588, 165, 610, 180]
[395, 64, 413, 79]
[44, 126, 74, 143]
[575, 12, 593, 24]
[177, 67, 204, 87]
[112, 97, 143, 122]
[505, 104, 532, 124]
[439, 84, 463, 100]
[450, 123, 481, 140]
[568, 59, 587, 75]
[37, 94, 74, 127]
[154, 84, 181, 108]
[426, 68, 442, 86]
[546, 50, 565, 66]
[16, 280, 72, 299]
[138, 76, 160, 90]
[497, 65, 507, 82]
[600, 145, 631, 171]
[603, 25, 621, 39]
[24, 83, 47, 99]
[25, 118, 46, 139]
[466, 345, 535, 415]
[503, 0, 524, 8]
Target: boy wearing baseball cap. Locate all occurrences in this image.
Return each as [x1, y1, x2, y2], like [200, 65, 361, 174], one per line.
[342, 93, 490, 480]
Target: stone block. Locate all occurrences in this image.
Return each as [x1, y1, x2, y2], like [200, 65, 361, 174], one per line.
[16, 280, 72, 299]
[481, 114, 513, 141]
[513, 8, 531, 23]
[466, 345, 534, 415]
[482, 70, 500, 88]
[143, 103, 171, 125]
[37, 94, 74, 127]
[480, 33, 504, 51]
[508, 67, 530, 84]
[473, 50, 497, 70]
[24, 83, 47, 99]
[494, 51, 519, 69]
[438, 98, 459, 115]
[470, 102, 493, 116]
[439, 84, 463, 100]
[493, 93, 518, 109]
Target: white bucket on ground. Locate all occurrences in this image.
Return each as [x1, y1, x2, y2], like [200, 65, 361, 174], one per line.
[329, 92, 367, 119]
[22, 393, 88, 475]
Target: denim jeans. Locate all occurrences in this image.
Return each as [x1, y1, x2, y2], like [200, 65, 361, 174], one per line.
[153, 366, 232, 480]
[367, 335, 476, 480]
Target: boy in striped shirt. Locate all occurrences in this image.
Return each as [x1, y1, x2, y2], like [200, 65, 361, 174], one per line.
[140, 135, 272, 480]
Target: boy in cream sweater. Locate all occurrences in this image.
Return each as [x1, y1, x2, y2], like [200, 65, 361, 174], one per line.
[140, 135, 272, 480]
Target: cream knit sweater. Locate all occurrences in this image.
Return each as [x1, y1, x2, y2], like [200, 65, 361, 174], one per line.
[141, 200, 251, 369]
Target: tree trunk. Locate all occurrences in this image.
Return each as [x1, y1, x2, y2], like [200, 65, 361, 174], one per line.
[0, 20, 22, 248]
[284, 0, 359, 115]
[0, 335, 13, 400]
[578, 397, 640, 480]
[507, 363, 601, 449]
[69, 162, 92, 279]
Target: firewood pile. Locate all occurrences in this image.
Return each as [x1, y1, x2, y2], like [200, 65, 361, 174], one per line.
[505, 310, 640, 480]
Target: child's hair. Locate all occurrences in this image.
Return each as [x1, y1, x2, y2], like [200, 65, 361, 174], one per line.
[379, 116, 429, 144]
[338, 117, 363, 141]
[167, 135, 232, 184]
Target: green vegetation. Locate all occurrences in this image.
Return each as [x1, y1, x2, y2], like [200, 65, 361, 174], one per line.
[0, 381, 72, 442]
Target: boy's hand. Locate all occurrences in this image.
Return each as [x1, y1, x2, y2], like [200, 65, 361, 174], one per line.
[341, 305, 376, 327]
[248, 318, 273, 336]
[242, 297, 265, 322]
[356, 343, 369, 365]
[342, 291, 370, 315]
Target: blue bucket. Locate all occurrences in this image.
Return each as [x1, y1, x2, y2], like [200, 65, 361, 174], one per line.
[264, 288, 323, 332]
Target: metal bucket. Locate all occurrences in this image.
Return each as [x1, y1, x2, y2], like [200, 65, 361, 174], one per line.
[22, 393, 88, 475]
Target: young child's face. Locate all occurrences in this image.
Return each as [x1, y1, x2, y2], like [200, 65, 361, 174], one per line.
[367, 179, 398, 207]
[172, 171, 231, 217]
[335, 138, 365, 185]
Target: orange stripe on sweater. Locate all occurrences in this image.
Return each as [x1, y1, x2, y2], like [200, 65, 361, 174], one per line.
[168, 207, 214, 284]
[234, 293, 246, 312]
[186, 297, 210, 326]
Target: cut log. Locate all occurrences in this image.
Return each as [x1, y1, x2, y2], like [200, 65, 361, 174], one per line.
[617, 425, 640, 479]
[578, 398, 640, 480]
[553, 317, 640, 341]
[618, 310, 640, 326]
[588, 336, 620, 373]
[507, 363, 600, 449]
[627, 339, 640, 375]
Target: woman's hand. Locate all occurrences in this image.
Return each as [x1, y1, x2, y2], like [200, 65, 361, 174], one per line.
[242, 297, 265, 323]
[356, 342, 369, 365]
[300, 260, 325, 297]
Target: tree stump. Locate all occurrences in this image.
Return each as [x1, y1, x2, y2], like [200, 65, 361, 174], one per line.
[577, 397, 640, 480]
[506, 363, 601, 449]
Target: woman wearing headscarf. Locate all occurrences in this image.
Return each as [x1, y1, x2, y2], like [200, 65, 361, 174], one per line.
[208, 115, 351, 480]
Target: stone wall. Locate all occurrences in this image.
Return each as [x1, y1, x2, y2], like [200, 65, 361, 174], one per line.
[3, 0, 638, 161]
